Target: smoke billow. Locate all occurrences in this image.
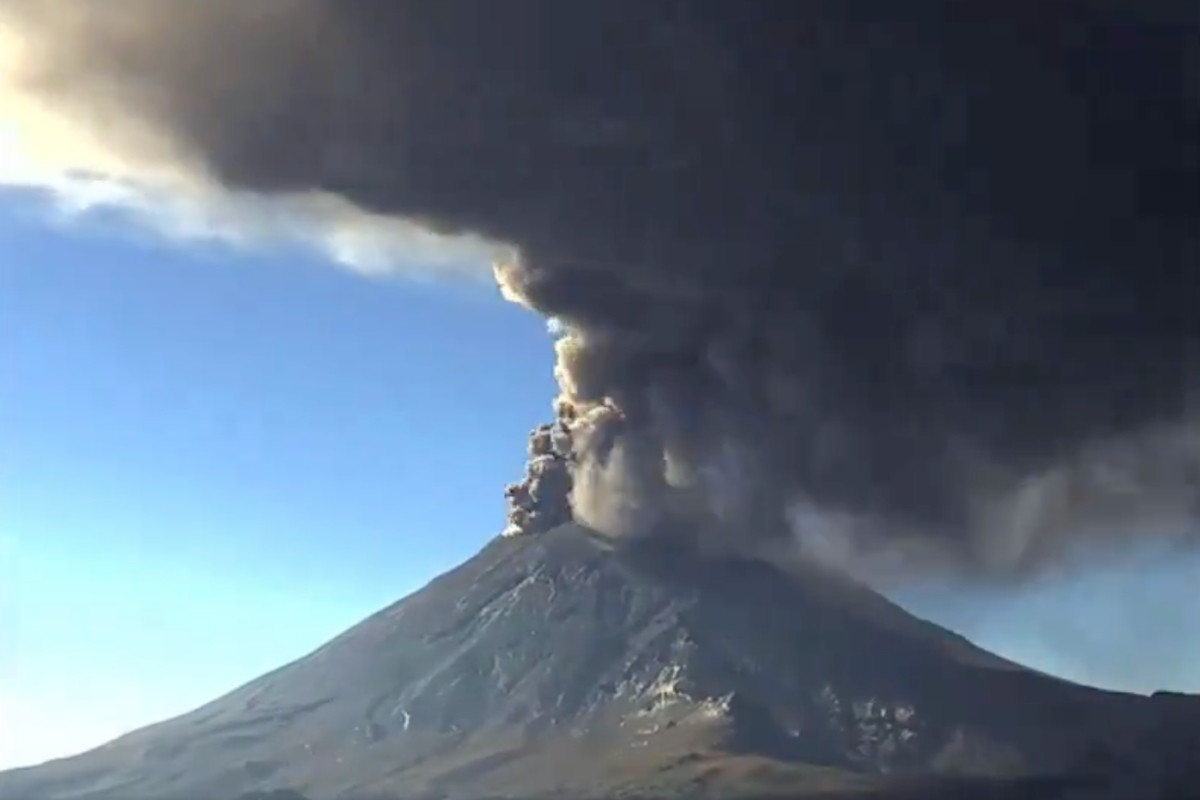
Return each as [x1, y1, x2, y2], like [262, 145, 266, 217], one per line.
[502, 415, 574, 537]
[3, 1, 1197, 579]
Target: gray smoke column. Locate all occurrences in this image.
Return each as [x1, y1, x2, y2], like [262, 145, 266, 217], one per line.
[5, 1, 1198, 578]
[502, 415, 574, 537]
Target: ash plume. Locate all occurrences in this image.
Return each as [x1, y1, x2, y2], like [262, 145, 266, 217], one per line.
[4, 1, 1198, 579]
[502, 417, 574, 537]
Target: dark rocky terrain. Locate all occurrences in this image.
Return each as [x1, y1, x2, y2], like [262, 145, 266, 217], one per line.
[2, 525, 1197, 799]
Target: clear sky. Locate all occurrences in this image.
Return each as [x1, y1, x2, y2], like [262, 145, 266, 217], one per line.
[1, 189, 1197, 770]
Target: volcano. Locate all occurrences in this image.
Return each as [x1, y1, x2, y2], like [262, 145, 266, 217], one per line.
[2, 525, 1196, 800]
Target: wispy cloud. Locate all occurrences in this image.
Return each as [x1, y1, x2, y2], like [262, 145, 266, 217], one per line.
[0, 9, 501, 278]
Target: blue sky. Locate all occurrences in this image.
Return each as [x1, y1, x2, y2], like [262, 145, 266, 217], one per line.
[1, 190, 1197, 770]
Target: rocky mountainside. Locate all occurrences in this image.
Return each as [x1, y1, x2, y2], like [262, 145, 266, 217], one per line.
[2, 525, 1196, 799]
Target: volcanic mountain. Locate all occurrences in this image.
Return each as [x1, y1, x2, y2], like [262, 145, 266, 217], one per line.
[2, 525, 1196, 800]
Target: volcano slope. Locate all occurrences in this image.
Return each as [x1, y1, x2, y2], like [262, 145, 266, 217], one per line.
[1, 525, 1196, 800]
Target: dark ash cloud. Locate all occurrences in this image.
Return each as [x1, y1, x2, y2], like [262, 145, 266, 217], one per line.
[8, 0, 1198, 578]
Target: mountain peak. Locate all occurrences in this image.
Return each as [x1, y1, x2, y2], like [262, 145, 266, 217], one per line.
[2, 525, 1195, 799]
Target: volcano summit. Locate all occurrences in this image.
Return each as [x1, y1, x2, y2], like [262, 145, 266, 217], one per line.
[2, 525, 1196, 800]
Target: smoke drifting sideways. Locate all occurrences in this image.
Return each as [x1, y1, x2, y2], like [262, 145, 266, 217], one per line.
[4, 1, 1198, 581]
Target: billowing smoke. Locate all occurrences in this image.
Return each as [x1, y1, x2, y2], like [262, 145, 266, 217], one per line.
[3, 1, 1197, 579]
[502, 415, 574, 537]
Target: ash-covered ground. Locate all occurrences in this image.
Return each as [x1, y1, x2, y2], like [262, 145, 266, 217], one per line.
[2, 525, 1195, 800]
